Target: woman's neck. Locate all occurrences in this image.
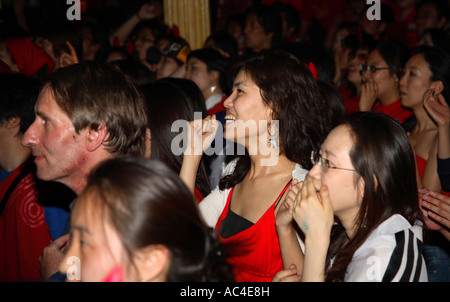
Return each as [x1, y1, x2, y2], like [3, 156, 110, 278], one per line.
[413, 106, 437, 131]
[247, 152, 295, 180]
[379, 89, 399, 106]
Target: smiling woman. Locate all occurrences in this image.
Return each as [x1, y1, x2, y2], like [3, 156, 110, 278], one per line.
[180, 49, 341, 282]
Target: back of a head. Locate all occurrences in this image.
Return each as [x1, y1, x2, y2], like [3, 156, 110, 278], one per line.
[109, 58, 156, 87]
[86, 157, 234, 282]
[205, 31, 239, 61]
[276, 42, 336, 84]
[0, 73, 40, 135]
[140, 79, 210, 197]
[47, 61, 148, 157]
[141, 80, 196, 165]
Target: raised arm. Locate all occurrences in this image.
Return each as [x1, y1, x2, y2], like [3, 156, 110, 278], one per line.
[179, 115, 219, 195]
[109, 3, 160, 46]
[424, 90, 450, 160]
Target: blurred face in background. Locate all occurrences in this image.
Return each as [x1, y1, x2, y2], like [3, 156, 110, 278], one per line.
[134, 28, 156, 61]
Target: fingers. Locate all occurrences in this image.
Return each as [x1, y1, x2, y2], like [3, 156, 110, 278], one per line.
[272, 264, 301, 282]
[202, 115, 218, 133]
[422, 192, 450, 226]
[52, 233, 71, 249]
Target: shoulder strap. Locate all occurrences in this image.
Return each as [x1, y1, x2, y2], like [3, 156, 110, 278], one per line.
[0, 163, 33, 217]
[274, 178, 293, 210]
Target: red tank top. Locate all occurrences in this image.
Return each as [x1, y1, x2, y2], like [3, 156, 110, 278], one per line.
[215, 181, 291, 282]
[416, 154, 450, 196]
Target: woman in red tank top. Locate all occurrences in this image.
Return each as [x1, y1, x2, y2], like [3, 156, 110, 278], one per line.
[181, 49, 341, 281]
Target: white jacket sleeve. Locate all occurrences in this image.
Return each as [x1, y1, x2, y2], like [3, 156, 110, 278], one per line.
[198, 159, 237, 228]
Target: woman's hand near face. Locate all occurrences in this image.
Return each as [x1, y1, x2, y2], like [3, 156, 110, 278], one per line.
[292, 176, 334, 243]
[359, 77, 378, 111]
[291, 175, 333, 282]
[184, 115, 219, 157]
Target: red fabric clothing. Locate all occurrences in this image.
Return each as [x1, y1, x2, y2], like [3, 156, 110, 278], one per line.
[299, 0, 349, 31]
[416, 154, 427, 180]
[195, 187, 204, 203]
[4, 37, 55, 77]
[339, 82, 360, 115]
[372, 99, 413, 124]
[215, 182, 291, 282]
[416, 154, 450, 197]
[0, 161, 51, 281]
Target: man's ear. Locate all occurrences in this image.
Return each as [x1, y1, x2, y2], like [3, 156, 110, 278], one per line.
[86, 121, 107, 152]
[135, 244, 169, 282]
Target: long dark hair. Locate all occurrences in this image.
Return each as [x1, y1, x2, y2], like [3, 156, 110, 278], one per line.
[81, 157, 234, 282]
[325, 112, 423, 282]
[140, 78, 211, 198]
[219, 49, 334, 190]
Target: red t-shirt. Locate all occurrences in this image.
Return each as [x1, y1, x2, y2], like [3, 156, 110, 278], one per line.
[0, 161, 51, 281]
[339, 82, 360, 115]
[372, 99, 413, 124]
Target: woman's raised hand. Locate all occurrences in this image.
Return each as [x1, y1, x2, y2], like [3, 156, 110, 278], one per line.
[184, 115, 219, 157]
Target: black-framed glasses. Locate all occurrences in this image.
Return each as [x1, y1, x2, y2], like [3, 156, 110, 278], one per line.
[310, 151, 357, 173]
[359, 64, 391, 73]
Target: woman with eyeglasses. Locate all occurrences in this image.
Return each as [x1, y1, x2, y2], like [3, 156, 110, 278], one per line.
[274, 112, 427, 282]
[359, 41, 413, 124]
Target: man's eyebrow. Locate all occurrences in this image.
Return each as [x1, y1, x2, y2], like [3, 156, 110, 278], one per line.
[35, 110, 50, 120]
[72, 225, 90, 235]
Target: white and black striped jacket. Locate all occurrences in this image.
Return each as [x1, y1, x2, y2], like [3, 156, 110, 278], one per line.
[343, 214, 427, 282]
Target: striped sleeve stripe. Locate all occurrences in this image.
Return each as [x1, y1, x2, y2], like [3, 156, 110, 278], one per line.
[382, 230, 424, 282]
[413, 239, 424, 282]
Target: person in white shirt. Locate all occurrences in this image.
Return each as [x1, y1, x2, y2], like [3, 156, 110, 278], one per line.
[274, 111, 427, 282]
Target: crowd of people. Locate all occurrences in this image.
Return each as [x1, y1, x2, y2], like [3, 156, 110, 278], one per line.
[0, 0, 449, 283]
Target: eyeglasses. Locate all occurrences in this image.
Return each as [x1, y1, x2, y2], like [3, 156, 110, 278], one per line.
[310, 151, 357, 173]
[359, 64, 391, 73]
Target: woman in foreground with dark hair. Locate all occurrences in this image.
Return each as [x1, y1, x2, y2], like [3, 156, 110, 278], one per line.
[60, 157, 233, 282]
[274, 112, 427, 282]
